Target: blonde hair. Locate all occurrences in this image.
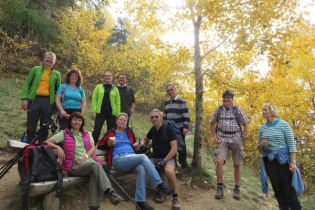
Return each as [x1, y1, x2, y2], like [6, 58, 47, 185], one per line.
[116, 112, 128, 120]
[263, 103, 278, 117]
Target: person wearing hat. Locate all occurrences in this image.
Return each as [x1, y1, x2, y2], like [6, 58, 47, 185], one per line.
[209, 90, 249, 200]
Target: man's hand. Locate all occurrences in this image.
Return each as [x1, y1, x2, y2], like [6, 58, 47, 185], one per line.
[155, 160, 165, 171]
[22, 100, 28, 111]
[91, 114, 96, 119]
[130, 108, 135, 114]
[183, 128, 189, 135]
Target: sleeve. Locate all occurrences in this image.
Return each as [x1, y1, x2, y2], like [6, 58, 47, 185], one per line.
[209, 107, 220, 123]
[56, 71, 61, 90]
[98, 130, 111, 149]
[238, 107, 249, 125]
[56, 84, 64, 94]
[81, 88, 86, 98]
[88, 132, 94, 144]
[180, 100, 190, 129]
[146, 127, 153, 140]
[283, 121, 297, 152]
[91, 85, 99, 113]
[51, 130, 65, 144]
[115, 87, 121, 115]
[166, 126, 177, 142]
[20, 67, 36, 100]
[130, 88, 136, 103]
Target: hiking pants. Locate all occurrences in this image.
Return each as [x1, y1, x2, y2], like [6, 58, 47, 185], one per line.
[70, 161, 112, 207]
[27, 96, 54, 143]
[263, 158, 301, 210]
[92, 111, 116, 144]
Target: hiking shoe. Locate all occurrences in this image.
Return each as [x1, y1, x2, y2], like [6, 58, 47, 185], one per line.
[172, 197, 181, 210]
[136, 202, 155, 210]
[155, 192, 166, 203]
[215, 185, 224, 199]
[108, 189, 124, 205]
[233, 187, 240, 200]
[157, 182, 174, 195]
[89, 207, 99, 210]
[175, 168, 188, 176]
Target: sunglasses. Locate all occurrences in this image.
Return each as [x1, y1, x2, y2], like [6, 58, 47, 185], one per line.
[167, 89, 173, 93]
[150, 115, 159, 119]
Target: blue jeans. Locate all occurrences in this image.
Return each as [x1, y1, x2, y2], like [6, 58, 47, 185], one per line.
[113, 153, 163, 202]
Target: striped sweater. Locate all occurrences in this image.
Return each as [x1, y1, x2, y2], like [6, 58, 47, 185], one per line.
[164, 95, 190, 129]
[258, 119, 297, 152]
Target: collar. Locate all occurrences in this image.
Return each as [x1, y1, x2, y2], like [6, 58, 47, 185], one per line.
[117, 84, 127, 87]
[170, 94, 179, 100]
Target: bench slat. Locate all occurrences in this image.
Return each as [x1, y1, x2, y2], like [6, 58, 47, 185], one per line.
[7, 139, 107, 156]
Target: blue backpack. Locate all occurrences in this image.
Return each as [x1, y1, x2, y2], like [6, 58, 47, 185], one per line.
[162, 120, 185, 151]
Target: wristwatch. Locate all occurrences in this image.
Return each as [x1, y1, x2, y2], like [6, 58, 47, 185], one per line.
[291, 160, 296, 164]
[84, 154, 89, 159]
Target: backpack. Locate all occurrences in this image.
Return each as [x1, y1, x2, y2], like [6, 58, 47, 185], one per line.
[162, 120, 185, 151]
[18, 144, 63, 210]
[215, 106, 242, 134]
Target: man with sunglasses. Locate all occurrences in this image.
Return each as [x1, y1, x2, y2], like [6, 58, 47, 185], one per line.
[164, 84, 191, 177]
[141, 109, 181, 210]
[209, 90, 249, 200]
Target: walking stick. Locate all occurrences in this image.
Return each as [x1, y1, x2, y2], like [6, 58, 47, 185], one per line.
[102, 166, 142, 210]
[0, 112, 59, 179]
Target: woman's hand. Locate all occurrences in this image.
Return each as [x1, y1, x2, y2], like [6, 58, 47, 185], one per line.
[133, 142, 140, 148]
[60, 110, 67, 118]
[75, 156, 87, 165]
[261, 139, 269, 147]
[108, 139, 116, 147]
[57, 146, 65, 160]
[289, 162, 297, 172]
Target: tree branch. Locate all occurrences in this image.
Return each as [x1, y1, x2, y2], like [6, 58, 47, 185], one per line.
[201, 34, 231, 61]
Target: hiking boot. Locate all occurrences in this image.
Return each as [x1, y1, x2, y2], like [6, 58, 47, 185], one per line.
[172, 197, 181, 210]
[215, 185, 224, 199]
[108, 189, 124, 205]
[175, 168, 188, 176]
[89, 207, 99, 210]
[155, 192, 166, 203]
[157, 182, 174, 195]
[136, 202, 155, 210]
[233, 187, 240, 200]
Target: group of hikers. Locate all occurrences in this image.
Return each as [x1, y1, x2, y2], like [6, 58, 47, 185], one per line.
[20, 51, 303, 210]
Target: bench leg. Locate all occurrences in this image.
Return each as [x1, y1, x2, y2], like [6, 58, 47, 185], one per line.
[42, 191, 60, 210]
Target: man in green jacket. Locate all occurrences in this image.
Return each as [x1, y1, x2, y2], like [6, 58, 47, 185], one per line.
[21, 52, 61, 143]
[91, 72, 120, 144]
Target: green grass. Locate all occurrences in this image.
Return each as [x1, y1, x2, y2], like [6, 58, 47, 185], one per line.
[1, 74, 315, 209]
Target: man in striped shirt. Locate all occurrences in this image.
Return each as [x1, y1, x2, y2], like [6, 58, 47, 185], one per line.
[164, 84, 191, 175]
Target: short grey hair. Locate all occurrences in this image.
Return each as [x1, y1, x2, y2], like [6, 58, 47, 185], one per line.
[44, 52, 56, 61]
[263, 103, 278, 118]
[150, 109, 163, 117]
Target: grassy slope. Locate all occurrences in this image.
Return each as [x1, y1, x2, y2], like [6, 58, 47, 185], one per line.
[0, 74, 314, 209]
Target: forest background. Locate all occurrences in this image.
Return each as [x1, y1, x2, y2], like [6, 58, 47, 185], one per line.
[1, 0, 315, 195]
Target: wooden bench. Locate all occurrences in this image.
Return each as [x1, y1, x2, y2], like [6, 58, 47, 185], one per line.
[7, 139, 125, 210]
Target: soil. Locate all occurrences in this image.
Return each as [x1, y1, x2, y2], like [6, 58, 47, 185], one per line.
[0, 149, 278, 210]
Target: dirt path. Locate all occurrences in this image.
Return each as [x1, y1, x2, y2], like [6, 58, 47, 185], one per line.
[0, 150, 278, 210]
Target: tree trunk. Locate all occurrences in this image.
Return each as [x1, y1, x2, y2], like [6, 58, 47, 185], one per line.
[191, 16, 203, 169]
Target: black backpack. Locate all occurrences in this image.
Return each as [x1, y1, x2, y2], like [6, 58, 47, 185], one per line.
[18, 144, 63, 210]
[162, 120, 185, 151]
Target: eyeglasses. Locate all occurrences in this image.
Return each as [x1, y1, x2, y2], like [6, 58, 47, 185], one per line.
[223, 96, 232, 99]
[150, 115, 159, 119]
[167, 89, 173, 93]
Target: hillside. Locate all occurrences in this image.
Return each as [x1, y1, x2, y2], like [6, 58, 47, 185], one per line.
[0, 74, 314, 209]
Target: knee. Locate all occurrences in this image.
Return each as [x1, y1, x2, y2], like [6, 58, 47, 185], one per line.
[216, 159, 225, 166]
[136, 165, 146, 176]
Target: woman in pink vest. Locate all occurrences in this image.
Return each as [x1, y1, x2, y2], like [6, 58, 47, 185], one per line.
[44, 112, 123, 210]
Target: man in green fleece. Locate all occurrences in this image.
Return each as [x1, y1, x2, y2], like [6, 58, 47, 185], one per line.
[21, 52, 61, 143]
[91, 72, 120, 144]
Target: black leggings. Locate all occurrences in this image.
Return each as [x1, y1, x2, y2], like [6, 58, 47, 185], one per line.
[264, 158, 301, 210]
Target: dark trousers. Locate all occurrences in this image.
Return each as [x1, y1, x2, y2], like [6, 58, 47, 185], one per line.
[264, 158, 301, 210]
[27, 97, 54, 143]
[177, 128, 187, 168]
[58, 108, 81, 130]
[92, 111, 116, 144]
[121, 109, 131, 127]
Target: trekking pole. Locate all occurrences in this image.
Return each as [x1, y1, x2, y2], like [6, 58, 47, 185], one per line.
[102, 166, 142, 210]
[0, 111, 59, 180]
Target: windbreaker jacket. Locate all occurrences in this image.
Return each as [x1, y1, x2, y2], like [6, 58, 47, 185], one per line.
[97, 127, 136, 168]
[92, 84, 120, 116]
[20, 66, 61, 104]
